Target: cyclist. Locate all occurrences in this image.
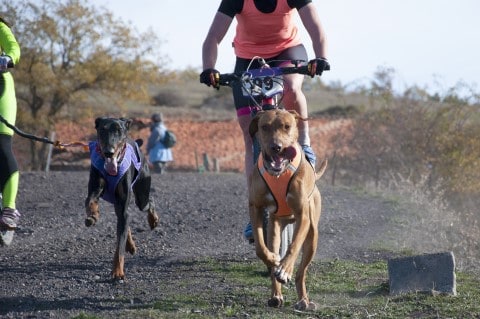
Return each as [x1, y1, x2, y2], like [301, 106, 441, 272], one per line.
[0, 16, 21, 246]
[200, 0, 330, 242]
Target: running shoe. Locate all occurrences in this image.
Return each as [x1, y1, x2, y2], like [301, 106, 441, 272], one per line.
[0, 208, 20, 230]
[0, 208, 19, 247]
[244, 222, 254, 243]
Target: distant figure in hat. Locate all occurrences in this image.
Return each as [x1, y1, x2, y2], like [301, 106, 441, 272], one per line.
[146, 113, 173, 174]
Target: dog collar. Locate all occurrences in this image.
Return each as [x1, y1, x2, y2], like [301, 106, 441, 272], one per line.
[257, 143, 302, 217]
[89, 141, 142, 204]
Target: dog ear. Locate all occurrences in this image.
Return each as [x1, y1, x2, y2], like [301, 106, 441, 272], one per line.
[287, 110, 300, 118]
[95, 117, 106, 129]
[249, 111, 264, 138]
[288, 110, 307, 121]
[120, 118, 133, 131]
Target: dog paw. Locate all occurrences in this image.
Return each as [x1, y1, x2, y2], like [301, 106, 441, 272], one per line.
[266, 252, 281, 268]
[85, 217, 96, 227]
[111, 270, 126, 282]
[126, 242, 136, 255]
[294, 298, 316, 311]
[147, 212, 159, 230]
[274, 265, 291, 284]
[267, 296, 284, 308]
[112, 276, 126, 284]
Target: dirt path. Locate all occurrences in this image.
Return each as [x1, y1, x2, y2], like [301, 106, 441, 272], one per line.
[0, 171, 470, 318]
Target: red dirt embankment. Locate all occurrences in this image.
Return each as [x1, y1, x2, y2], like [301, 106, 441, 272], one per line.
[15, 117, 351, 172]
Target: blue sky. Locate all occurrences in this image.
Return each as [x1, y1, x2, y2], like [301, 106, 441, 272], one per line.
[95, 0, 479, 95]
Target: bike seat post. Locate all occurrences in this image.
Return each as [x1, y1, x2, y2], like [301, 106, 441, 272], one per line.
[262, 97, 277, 111]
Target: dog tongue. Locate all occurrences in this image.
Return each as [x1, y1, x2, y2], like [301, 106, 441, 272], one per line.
[269, 146, 298, 171]
[283, 146, 297, 160]
[104, 158, 118, 176]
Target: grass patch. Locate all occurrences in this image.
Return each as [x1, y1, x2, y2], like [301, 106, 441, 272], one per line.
[86, 257, 480, 319]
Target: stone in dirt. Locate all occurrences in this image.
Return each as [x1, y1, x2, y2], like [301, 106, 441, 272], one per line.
[388, 251, 456, 296]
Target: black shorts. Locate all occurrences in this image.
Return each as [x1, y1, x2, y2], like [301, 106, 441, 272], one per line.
[232, 44, 308, 115]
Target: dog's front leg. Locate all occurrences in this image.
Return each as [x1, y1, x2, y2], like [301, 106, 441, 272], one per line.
[293, 220, 318, 311]
[112, 199, 131, 280]
[294, 191, 321, 310]
[274, 211, 310, 284]
[85, 168, 105, 227]
[250, 204, 279, 268]
[292, 211, 318, 310]
[267, 216, 284, 308]
[268, 216, 282, 257]
[111, 180, 132, 281]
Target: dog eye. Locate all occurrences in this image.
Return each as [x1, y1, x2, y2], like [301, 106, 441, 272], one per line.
[284, 125, 291, 130]
[261, 125, 270, 131]
[110, 126, 121, 134]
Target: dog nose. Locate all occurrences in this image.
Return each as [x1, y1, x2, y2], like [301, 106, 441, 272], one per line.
[270, 143, 282, 153]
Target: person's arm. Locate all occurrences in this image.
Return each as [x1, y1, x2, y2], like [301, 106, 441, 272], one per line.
[0, 22, 20, 65]
[298, 3, 327, 59]
[202, 11, 233, 70]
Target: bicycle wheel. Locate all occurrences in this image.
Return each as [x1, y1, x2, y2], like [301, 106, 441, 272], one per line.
[279, 222, 294, 259]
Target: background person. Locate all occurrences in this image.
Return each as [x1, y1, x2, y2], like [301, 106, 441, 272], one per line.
[0, 16, 21, 246]
[146, 113, 173, 174]
[200, 0, 330, 241]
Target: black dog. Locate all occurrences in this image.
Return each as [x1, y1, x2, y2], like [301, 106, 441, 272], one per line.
[85, 117, 159, 280]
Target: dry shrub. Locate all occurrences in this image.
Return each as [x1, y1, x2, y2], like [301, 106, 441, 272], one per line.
[373, 173, 480, 273]
[335, 90, 480, 200]
[152, 89, 188, 107]
[329, 86, 480, 272]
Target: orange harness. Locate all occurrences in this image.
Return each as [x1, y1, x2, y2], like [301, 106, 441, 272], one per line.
[258, 145, 302, 217]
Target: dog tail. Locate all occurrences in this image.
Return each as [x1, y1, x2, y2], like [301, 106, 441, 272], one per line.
[315, 159, 328, 181]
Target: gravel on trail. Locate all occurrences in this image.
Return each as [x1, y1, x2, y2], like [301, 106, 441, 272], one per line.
[0, 171, 461, 318]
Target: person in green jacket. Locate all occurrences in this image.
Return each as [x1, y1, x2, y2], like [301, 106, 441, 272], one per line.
[0, 16, 21, 246]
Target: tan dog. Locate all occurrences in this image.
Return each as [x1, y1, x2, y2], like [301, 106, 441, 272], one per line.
[248, 109, 327, 310]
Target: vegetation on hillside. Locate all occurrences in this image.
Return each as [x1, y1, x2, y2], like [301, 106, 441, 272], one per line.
[5, 0, 168, 169]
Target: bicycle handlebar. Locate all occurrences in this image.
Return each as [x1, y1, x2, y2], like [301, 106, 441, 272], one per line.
[218, 64, 310, 87]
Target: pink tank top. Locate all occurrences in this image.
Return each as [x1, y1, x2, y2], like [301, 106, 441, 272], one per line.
[233, 0, 302, 59]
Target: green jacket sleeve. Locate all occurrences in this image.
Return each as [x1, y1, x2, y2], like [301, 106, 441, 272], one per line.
[0, 22, 20, 65]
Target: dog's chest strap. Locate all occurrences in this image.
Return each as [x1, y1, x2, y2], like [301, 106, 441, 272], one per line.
[89, 141, 142, 204]
[258, 152, 302, 217]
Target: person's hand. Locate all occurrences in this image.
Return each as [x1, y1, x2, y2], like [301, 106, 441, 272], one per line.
[0, 55, 12, 71]
[307, 58, 330, 77]
[200, 68, 220, 89]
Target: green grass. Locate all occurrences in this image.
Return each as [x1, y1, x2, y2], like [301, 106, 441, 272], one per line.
[72, 257, 480, 319]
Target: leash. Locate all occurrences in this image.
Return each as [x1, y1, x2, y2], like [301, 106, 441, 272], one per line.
[0, 114, 89, 151]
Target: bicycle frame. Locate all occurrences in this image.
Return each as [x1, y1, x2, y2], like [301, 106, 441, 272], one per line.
[219, 59, 309, 112]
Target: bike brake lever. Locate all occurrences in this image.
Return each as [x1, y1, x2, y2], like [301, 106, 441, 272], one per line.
[251, 84, 262, 95]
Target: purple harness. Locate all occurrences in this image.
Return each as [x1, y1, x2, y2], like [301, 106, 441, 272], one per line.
[88, 141, 142, 204]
